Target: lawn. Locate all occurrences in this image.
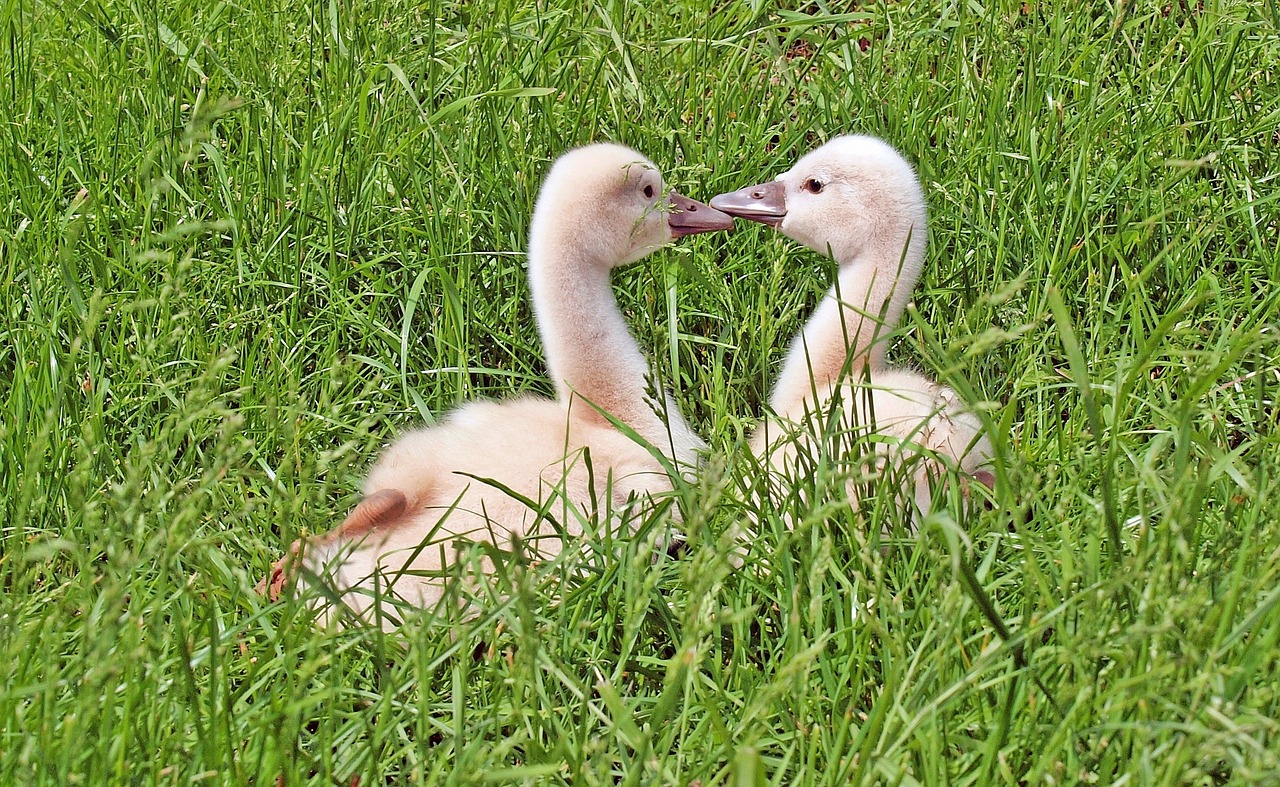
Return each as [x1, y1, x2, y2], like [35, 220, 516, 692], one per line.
[3, 0, 1279, 783]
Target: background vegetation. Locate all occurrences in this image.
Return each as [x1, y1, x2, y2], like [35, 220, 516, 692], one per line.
[2, 0, 1279, 783]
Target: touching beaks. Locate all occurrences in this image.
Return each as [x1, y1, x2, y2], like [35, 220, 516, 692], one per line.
[666, 191, 736, 238]
[710, 180, 787, 227]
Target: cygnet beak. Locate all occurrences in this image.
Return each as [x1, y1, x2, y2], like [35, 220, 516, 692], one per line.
[666, 191, 735, 238]
[710, 180, 787, 227]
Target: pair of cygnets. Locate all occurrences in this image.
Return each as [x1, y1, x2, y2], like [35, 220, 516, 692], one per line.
[258, 136, 994, 624]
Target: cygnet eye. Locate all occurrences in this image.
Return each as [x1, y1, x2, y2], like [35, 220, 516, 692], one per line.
[802, 178, 824, 194]
[643, 184, 656, 199]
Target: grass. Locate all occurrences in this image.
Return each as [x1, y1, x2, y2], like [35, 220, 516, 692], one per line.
[3, 0, 1279, 783]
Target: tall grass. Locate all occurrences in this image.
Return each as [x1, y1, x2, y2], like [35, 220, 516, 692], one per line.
[2, 0, 1278, 783]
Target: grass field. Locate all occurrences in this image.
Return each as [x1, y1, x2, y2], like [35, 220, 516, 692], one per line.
[3, 0, 1280, 783]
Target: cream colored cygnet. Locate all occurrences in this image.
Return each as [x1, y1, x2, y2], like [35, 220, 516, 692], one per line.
[260, 143, 733, 623]
[712, 136, 993, 528]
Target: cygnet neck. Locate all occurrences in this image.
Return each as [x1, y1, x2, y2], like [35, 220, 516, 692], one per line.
[528, 243, 664, 443]
[768, 229, 924, 414]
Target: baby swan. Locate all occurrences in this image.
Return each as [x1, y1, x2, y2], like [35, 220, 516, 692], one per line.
[712, 135, 993, 524]
[260, 144, 733, 624]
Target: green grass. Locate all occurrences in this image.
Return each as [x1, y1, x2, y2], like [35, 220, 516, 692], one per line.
[3, 0, 1280, 783]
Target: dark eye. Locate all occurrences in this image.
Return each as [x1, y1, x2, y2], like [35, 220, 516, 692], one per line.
[803, 178, 824, 194]
[643, 184, 656, 199]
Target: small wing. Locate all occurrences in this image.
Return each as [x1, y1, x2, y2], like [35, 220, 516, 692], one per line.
[255, 489, 413, 602]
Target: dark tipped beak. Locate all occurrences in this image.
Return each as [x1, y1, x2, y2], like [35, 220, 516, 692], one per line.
[709, 180, 787, 227]
[667, 191, 735, 238]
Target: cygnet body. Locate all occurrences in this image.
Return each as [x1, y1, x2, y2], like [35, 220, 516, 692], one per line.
[712, 136, 993, 525]
[262, 144, 733, 623]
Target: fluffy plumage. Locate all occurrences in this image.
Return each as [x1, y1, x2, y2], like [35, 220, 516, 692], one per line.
[712, 135, 993, 527]
[259, 144, 732, 623]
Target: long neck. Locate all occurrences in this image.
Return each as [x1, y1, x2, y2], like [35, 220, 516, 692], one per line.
[768, 230, 923, 414]
[528, 244, 676, 451]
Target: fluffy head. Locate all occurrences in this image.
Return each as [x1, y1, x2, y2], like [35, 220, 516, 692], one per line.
[713, 135, 927, 268]
[530, 143, 730, 269]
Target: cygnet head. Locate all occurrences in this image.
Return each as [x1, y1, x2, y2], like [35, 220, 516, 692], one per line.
[531, 143, 734, 269]
[711, 135, 927, 268]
